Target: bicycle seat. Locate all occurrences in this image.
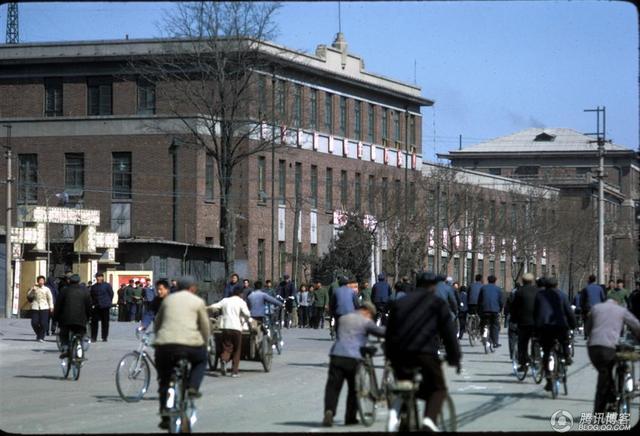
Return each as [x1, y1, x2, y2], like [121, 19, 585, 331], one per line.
[360, 346, 378, 357]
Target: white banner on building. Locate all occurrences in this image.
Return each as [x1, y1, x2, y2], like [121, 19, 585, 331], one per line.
[12, 260, 21, 316]
[278, 206, 286, 242]
[297, 211, 302, 242]
[310, 211, 317, 244]
[429, 228, 435, 248]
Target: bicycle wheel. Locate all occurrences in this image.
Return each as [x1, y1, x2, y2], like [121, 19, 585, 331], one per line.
[168, 379, 183, 433]
[468, 317, 477, 347]
[116, 351, 151, 402]
[437, 394, 457, 432]
[71, 337, 82, 381]
[355, 363, 376, 427]
[273, 327, 283, 355]
[549, 351, 559, 399]
[532, 342, 543, 384]
[56, 332, 63, 351]
[61, 354, 71, 379]
[261, 335, 273, 372]
[207, 336, 218, 371]
[382, 362, 396, 407]
[561, 362, 568, 396]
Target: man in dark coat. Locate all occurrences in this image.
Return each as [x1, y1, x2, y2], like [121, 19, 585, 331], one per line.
[90, 273, 114, 342]
[329, 276, 359, 339]
[45, 277, 59, 336]
[54, 274, 92, 358]
[477, 275, 504, 349]
[372, 273, 392, 321]
[629, 280, 640, 321]
[580, 274, 606, 339]
[223, 273, 240, 298]
[510, 273, 539, 371]
[468, 274, 484, 315]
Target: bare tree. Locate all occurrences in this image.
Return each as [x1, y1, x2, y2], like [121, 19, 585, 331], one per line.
[136, 1, 288, 277]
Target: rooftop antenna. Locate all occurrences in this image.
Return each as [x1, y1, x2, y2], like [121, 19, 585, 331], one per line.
[6, 3, 19, 44]
[338, 1, 342, 34]
[414, 60, 417, 85]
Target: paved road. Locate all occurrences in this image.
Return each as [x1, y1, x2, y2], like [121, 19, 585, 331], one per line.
[0, 318, 637, 433]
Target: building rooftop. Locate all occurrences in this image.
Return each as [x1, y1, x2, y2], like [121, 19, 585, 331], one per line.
[440, 128, 633, 157]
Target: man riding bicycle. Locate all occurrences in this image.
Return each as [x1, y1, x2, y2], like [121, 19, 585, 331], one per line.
[533, 276, 576, 392]
[54, 274, 92, 359]
[510, 273, 539, 372]
[468, 274, 484, 315]
[154, 276, 210, 429]
[372, 273, 392, 324]
[477, 275, 504, 349]
[385, 272, 461, 432]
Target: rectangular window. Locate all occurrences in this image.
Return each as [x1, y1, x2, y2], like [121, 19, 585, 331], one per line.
[382, 108, 388, 144]
[381, 177, 388, 212]
[310, 243, 318, 258]
[477, 260, 484, 277]
[111, 202, 131, 237]
[205, 153, 214, 201]
[325, 168, 333, 210]
[511, 203, 517, 228]
[293, 85, 302, 128]
[489, 259, 496, 277]
[340, 170, 348, 207]
[112, 152, 132, 199]
[409, 115, 416, 145]
[137, 79, 156, 114]
[310, 165, 318, 209]
[158, 256, 168, 276]
[489, 200, 496, 228]
[339, 96, 347, 136]
[368, 175, 375, 214]
[276, 80, 286, 118]
[428, 255, 435, 271]
[310, 89, 318, 130]
[64, 153, 84, 196]
[17, 154, 38, 205]
[258, 156, 266, 201]
[324, 93, 333, 132]
[258, 75, 267, 117]
[278, 159, 286, 205]
[258, 239, 265, 280]
[453, 257, 461, 283]
[295, 162, 302, 201]
[500, 260, 506, 289]
[499, 202, 507, 229]
[87, 78, 112, 115]
[488, 168, 502, 176]
[368, 104, 375, 143]
[466, 257, 472, 286]
[354, 101, 362, 140]
[355, 173, 361, 211]
[44, 78, 63, 117]
[393, 111, 400, 142]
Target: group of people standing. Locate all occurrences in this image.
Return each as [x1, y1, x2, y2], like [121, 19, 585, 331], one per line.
[116, 278, 178, 323]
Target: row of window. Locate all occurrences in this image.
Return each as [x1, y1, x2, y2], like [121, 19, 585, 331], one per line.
[256, 157, 416, 214]
[44, 77, 156, 117]
[257, 76, 418, 146]
[17, 152, 132, 204]
[255, 238, 318, 281]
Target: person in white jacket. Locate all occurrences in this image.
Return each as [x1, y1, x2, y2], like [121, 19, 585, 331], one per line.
[27, 275, 54, 342]
[208, 287, 252, 377]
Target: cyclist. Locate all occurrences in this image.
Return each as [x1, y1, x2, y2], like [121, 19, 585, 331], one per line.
[457, 285, 468, 340]
[385, 272, 461, 432]
[468, 274, 483, 315]
[322, 302, 384, 427]
[140, 279, 171, 330]
[580, 274, 606, 339]
[477, 275, 504, 349]
[533, 276, 576, 392]
[372, 273, 392, 324]
[435, 276, 459, 321]
[54, 274, 92, 359]
[585, 297, 640, 413]
[154, 276, 210, 429]
[510, 273, 539, 372]
[247, 280, 284, 326]
[329, 275, 359, 339]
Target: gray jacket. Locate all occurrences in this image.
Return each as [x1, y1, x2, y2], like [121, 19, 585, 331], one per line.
[330, 312, 385, 360]
[586, 299, 640, 349]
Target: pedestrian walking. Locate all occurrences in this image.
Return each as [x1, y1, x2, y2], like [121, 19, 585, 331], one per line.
[142, 279, 157, 317]
[208, 287, 252, 377]
[580, 274, 607, 339]
[359, 281, 372, 304]
[129, 281, 143, 322]
[329, 276, 359, 339]
[312, 281, 328, 329]
[117, 283, 127, 321]
[89, 273, 114, 342]
[607, 279, 629, 308]
[223, 273, 240, 298]
[27, 276, 54, 342]
[297, 284, 311, 327]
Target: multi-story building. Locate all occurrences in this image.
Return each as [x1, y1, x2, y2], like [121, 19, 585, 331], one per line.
[439, 127, 640, 288]
[0, 34, 430, 307]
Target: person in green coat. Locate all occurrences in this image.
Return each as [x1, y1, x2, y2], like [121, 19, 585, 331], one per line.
[359, 281, 372, 304]
[312, 280, 329, 329]
[607, 279, 629, 308]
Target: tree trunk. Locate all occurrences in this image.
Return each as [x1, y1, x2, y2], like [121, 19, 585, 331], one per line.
[220, 175, 235, 279]
[291, 201, 301, 285]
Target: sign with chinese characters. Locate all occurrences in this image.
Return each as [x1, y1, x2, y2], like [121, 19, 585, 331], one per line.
[310, 211, 317, 244]
[278, 206, 286, 242]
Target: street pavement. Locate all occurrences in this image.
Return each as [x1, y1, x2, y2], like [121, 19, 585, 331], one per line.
[0, 318, 638, 433]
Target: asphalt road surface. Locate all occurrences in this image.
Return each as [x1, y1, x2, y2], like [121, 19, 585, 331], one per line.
[1, 318, 637, 433]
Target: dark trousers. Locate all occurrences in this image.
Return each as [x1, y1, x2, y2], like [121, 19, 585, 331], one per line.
[30, 309, 49, 340]
[155, 344, 207, 413]
[588, 345, 617, 413]
[374, 302, 388, 325]
[91, 307, 111, 341]
[59, 324, 87, 350]
[220, 329, 242, 374]
[298, 306, 310, 327]
[458, 312, 467, 339]
[49, 316, 57, 336]
[324, 355, 358, 423]
[117, 303, 126, 322]
[517, 325, 535, 366]
[129, 301, 142, 322]
[481, 312, 501, 346]
[538, 327, 570, 377]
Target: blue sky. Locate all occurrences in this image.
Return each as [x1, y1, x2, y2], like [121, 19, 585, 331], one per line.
[3, 1, 637, 161]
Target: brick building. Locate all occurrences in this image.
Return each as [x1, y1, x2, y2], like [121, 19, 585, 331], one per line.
[0, 34, 430, 292]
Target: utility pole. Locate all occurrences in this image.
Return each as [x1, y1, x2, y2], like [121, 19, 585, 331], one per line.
[4, 125, 13, 318]
[270, 69, 276, 282]
[584, 106, 608, 284]
[6, 3, 19, 44]
[404, 107, 409, 223]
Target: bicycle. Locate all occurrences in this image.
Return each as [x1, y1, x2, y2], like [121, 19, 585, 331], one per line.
[164, 358, 197, 434]
[513, 336, 542, 383]
[608, 341, 640, 416]
[329, 316, 336, 341]
[545, 339, 568, 399]
[567, 329, 575, 359]
[116, 327, 155, 402]
[387, 367, 456, 432]
[466, 313, 481, 347]
[264, 313, 283, 355]
[60, 331, 88, 381]
[481, 323, 494, 354]
[354, 341, 395, 427]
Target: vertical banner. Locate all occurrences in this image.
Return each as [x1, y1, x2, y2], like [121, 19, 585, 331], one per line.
[412, 151, 417, 169]
[297, 211, 302, 242]
[313, 132, 318, 150]
[310, 211, 317, 244]
[371, 144, 377, 161]
[11, 260, 21, 316]
[357, 141, 363, 159]
[384, 148, 389, 165]
[278, 206, 286, 242]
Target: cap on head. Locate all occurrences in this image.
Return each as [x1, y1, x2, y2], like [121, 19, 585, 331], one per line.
[177, 275, 197, 290]
[95, 272, 104, 278]
[378, 273, 385, 281]
[545, 277, 558, 288]
[69, 274, 81, 284]
[522, 273, 535, 283]
[416, 272, 438, 288]
[359, 301, 377, 317]
[338, 275, 349, 286]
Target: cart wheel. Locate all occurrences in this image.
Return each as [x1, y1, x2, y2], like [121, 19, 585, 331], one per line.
[261, 336, 273, 372]
[207, 335, 219, 371]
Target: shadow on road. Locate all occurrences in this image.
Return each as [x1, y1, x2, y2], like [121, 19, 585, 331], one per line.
[275, 421, 324, 428]
[94, 394, 158, 403]
[454, 390, 547, 428]
[30, 349, 59, 353]
[298, 337, 332, 342]
[287, 362, 328, 369]
[519, 414, 553, 421]
[14, 374, 65, 381]
[466, 359, 510, 364]
[2, 338, 41, 342]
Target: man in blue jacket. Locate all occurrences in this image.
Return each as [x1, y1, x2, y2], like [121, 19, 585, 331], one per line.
[580, 274, 606, 339]
[477, 275, 504, 349]
[89, 272, 114, 342]
[329, 276, 359, 339]
[247, 281, 284, 324]
[435, 276, 458, 320]
[468, 274, 483, 315]
[223, 273, 240, 298]
[372, 274, 392, 320]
